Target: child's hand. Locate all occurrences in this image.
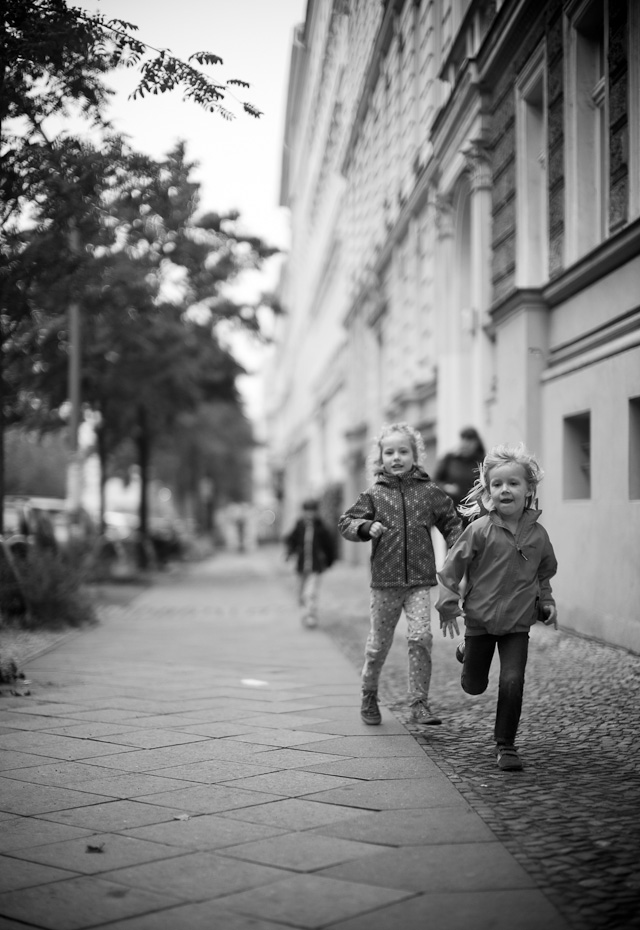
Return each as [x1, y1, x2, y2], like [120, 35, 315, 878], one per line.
[369, 521, 387, 538]
[541, 605, 558, 629]
[440, 617, 460, 638]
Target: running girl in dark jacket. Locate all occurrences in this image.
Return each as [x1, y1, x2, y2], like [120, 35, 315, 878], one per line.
[436, 442, 558, 772]
[339, 422, 462, 727]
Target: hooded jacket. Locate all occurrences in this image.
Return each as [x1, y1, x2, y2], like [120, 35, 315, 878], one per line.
[436, 509, 557, 635]
[284, 516, 336, 574]
[338, 466, 463, 588]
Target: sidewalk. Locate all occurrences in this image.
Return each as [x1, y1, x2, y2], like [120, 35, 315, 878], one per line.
[0, 548, 596, 929]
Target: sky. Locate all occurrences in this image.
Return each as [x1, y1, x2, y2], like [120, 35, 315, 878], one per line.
[80, 0, 305, 247]
[77, 1, 307, 417]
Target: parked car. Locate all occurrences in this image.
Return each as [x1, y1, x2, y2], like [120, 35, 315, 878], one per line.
[2, 496, 94, 549]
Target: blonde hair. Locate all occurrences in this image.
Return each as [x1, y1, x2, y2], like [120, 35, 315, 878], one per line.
[459, 442, 544, 520]
[369, 422, 426, 477]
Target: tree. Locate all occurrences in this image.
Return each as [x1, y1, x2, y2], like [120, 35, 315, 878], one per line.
[1, 3, 275, 537]
[154, 400, 256, 534]
[12, 140, 277, 554]
[2, 0, 261, 224]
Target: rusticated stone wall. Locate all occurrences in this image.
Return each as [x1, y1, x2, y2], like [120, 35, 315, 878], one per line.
[608, 0, 629, 233]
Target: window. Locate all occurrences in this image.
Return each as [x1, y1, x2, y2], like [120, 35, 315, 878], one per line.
[565, 0, 608, 260]
[516, 47, 548, 285]
[629, 397, 640, 500]
[564, 411, 591, 499]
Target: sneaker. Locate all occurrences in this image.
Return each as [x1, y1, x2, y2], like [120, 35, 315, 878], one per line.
[496, 745, 523, 771]
[455, 641, 465, 664]
[360, 690, 381, 725]
[409, 700, 442, 726]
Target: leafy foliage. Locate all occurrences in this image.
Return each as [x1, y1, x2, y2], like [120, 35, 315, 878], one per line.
[12, 545, 97, 629]
[1, 1, 276, 544]
[2, 0, 262, 226]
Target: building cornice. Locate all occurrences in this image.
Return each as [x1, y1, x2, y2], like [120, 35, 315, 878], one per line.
[488, 287, 548, 331]
[476, 0, 541, 86]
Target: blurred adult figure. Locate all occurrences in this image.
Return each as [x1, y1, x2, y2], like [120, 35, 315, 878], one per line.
[435, 427, 486, 525]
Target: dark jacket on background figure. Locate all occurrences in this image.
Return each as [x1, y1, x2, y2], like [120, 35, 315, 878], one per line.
[284, 517, 336, 575]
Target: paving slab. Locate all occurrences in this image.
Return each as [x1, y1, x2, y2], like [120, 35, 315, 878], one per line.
[311, 805, 497, 845]
[1, 759, 113, 787]
[218, 873, 413, 929]
[0, 855, 76, 892]
[304, 775, 463, 809]
[217, 831, 390, 871]
[8, 832, 180, 875]
[219, 797, 372, 831]
[0, 731, 131, 762]
[0, 817, 93, 853]
[121, 813, 288, 851]
[63, 771, 201, 799]
[217, 768, 356, 797]
[96, 902, 291, 930]
[328, 889, 571, 930]
[39, 798, 188, 831]
[0, 876, 179, 930]
[0, 778, 114, 815]
[100, 851, 286, 900]
[319, 841, 535, 892]
[302, 754, 441, 780]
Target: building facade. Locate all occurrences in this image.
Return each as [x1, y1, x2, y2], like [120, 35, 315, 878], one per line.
[265, 0, 640, 651]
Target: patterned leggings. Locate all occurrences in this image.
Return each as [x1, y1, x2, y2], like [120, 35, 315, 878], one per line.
[362, 586, 433, 704]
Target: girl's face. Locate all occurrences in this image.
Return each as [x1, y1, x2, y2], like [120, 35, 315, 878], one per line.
[381, 431, 415, 475]
[488, 462, 531, 520]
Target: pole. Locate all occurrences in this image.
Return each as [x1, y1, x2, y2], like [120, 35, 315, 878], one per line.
[67, 222, 82, 525]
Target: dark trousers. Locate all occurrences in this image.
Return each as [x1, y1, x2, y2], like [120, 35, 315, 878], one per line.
[461, 632, 529, 746]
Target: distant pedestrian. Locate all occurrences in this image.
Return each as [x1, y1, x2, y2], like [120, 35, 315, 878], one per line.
[435, 426, 486, 525]
[338, 422, 463, 728]
[284, 499, 336, 628]
[436, 442, 558, 772]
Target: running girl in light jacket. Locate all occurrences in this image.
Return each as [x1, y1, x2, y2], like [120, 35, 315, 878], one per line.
[436, 442, 558, 772]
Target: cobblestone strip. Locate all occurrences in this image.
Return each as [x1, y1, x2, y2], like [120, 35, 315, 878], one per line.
[321, 582, 640, 930]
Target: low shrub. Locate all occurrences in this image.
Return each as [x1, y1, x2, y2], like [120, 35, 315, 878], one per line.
[10, 544, 97, 629]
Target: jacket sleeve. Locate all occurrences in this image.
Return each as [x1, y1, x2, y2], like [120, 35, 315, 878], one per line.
[338, 492, 376, 542]
[432, 488, 464, 548]
[434, 454, 450, 484]
[283, 521, 301, 556]
[537, 529, 558, 606]
[435, 528, 475, 620]
[319, 522, 336, 566]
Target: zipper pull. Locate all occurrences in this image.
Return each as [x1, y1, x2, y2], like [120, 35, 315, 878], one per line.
[517, 546, 528, 560]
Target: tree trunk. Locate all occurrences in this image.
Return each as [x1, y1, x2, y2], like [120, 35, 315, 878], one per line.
[97, 424, 108, 534]
[0, 331, 4, 536]
[137, 407, 150, 569]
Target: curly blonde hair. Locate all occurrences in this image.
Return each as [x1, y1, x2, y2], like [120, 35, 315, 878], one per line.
[459, 442, 544, 520]
[369, 422, 427, 477]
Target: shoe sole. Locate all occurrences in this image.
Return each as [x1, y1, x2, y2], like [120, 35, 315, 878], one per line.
[361, 715, 381, 725]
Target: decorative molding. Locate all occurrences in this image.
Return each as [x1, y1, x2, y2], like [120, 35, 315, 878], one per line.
[434, 194, 454, 238]
[462, 139, 492, 190]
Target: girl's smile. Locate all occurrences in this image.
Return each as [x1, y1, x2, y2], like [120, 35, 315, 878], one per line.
[488, 462, 531, 521]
